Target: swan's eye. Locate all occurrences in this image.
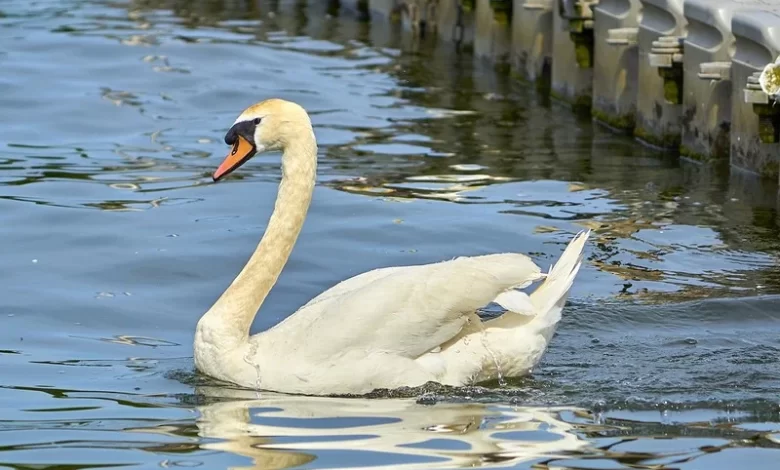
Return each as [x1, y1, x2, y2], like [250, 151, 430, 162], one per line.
[253, 118, 262, 125]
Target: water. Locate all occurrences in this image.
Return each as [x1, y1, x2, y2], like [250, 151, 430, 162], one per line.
[1, 0, 779, 468]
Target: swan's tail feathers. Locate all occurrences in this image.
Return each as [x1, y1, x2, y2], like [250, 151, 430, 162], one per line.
[491, 230, 589, 320]
[526, 229, 590, 331]
[494, 289, 536, 316]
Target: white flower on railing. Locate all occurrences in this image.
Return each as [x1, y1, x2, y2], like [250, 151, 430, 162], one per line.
[759, 56, 780, 100]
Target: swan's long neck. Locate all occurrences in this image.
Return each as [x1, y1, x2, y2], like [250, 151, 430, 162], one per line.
[198, 134, 316, 347]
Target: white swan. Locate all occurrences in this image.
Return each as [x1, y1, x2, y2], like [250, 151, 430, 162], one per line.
[194, 98, 590, 396]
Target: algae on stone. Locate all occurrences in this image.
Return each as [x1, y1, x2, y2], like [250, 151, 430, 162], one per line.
[634, 126, 680, 150]
[592, 108, 635, 133]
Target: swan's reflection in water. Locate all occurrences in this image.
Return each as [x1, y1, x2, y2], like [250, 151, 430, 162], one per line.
[192, 387, 588, 469]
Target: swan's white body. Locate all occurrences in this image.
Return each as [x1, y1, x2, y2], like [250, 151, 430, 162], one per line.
[194, 99, 590, 396]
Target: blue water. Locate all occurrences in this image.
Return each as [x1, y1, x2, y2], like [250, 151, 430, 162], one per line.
[0, 0, 779, 468]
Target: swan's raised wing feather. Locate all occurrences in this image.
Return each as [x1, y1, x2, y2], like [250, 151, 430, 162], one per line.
[298, 266, 406, 310]
[270, 253, 544, 360]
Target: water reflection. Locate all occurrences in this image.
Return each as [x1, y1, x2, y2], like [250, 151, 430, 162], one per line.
[192, 392, 586, 469]
[111, 385, 780, 469]
[10, 378, 778, 469]
[178, 389, 567, 468]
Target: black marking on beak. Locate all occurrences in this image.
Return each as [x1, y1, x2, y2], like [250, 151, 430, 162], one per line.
[224, 120, 257, 146]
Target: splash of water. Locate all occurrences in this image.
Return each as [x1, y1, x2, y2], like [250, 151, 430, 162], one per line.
[476, 320, 506, 387]
[242, 340, 262, 397]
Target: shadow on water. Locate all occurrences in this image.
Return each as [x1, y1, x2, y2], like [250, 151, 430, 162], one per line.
[1, 0, 780, 468]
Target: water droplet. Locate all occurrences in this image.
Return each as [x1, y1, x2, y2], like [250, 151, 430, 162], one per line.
[684, 337, 698, 345]
[31, 259, 38, 263]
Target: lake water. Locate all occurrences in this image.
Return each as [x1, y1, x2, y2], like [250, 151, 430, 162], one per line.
[1, 0, 779, 468]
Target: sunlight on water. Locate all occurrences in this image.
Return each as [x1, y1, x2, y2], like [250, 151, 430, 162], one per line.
[1, 0, 779, 468]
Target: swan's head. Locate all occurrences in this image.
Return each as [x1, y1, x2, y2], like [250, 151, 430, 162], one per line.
[213, 98, 314, 181]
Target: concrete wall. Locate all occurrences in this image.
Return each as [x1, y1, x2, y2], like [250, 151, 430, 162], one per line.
[379, 0, 780, 186]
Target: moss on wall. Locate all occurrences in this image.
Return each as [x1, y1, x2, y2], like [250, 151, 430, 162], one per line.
[550, 89, 591, 113]
[634, 126, 680, 150]
[592, 108, 635, 132]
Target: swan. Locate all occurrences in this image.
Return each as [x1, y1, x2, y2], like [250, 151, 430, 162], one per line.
[194, 98, 590, 396]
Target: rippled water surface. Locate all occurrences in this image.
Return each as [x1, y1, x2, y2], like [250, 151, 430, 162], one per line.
[1, 0, 779, 468]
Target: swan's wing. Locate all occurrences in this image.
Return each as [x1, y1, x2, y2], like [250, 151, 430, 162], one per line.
[273, 253, 544, 360]
[298, 266, 406, 310]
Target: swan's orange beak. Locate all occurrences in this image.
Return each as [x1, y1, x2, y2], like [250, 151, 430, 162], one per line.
[213, 135, 256, 181]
